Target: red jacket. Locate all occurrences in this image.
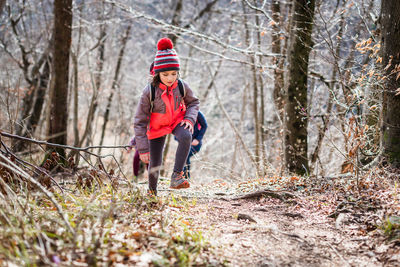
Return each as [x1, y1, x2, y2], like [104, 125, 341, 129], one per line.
[134, 80, 200, 154]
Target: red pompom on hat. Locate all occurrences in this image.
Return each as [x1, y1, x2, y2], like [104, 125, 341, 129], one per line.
[157, 38, 173, 50]
[153, 37, 180, 73]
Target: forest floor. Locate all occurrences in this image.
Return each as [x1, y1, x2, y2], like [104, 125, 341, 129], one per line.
[1, 164, 400, 266]
[147, 170, 400, 267]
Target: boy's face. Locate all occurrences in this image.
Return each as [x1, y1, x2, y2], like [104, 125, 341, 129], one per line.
[159, 70, 178, 87]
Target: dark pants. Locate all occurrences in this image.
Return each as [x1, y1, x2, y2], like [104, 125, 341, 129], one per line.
[133, 150, 141, 177]
[148, 124, 192, 192]
[183, 143, 202, 179]
[133, 150, 148, 181]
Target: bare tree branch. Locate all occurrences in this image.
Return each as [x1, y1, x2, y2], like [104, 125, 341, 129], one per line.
[0, 153, 75, 234]
[183, 0, 219, 28]
[0, 138, 64, 193]
[213, 84, 258, 169]
[242, 0, 278, 25]
[0, 131, 130, 153]
[106, 0, 279, 58]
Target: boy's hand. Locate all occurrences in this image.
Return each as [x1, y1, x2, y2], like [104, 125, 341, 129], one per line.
[140, 153, 150, 164]
[191, 139, 199, 146]
[180, 120, 193, 134]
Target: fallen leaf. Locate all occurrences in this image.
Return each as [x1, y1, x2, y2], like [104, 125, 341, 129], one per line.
[130, 231, 142, 240]
[181, 220, 190, 226]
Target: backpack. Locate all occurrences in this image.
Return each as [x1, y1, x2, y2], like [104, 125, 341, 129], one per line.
[149, 79, 186, 113]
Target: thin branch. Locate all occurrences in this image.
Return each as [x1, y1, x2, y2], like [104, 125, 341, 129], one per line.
[242, 0, 278, 25]
[178, 37, 278, 69]
[212, 84, 258, 168]
[0, 153, 75, 234]
[0, 138, 64, 193]
[0, 131, 130, 185]
[182, 0, 219, 28]
[354, 2, 376, 42]
[0, 131, 130, 153]
[106, 0, 279, 58]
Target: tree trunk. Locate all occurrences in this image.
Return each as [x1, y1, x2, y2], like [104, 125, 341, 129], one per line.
[167, 0, 182, 44]
[231, 85, 248, 177]
[13, 62, 50, 152]
[70, 1, 84, 161]
[83, 10, 107, 147]
[98, 24, 131, 153]
[284, 0, 316, 175]
[47, 0, 73, 158]
[254, 5, 266, 175]
[27, 61, 50, 137]
[380, 0, 400, 166]
[310, 4, 346, 168]
[0, 0, 6, 15]
[7, 4, 52, 152]
[275, 0, 293, 175]
[242, 2, 261, 176]
[72, 48, 81, 149]
[271, 0, 284, 114]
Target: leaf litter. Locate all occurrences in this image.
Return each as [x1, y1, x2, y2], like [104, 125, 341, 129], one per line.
[1, 165, 399, 266]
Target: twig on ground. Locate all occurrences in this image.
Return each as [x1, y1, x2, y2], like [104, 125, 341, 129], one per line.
[237, 213, 257, 223]
[232, 189, 295, 201]
[281, 212, 304, 219]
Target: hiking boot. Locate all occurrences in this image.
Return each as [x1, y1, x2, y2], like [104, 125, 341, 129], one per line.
[147, 189, 157, 197]
[170, 171, 190, 189]
[183, 165, 191, 180]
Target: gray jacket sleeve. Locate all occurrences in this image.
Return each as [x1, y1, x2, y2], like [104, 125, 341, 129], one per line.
[133, 85, 151, 154]
[182, 81, 200, 125]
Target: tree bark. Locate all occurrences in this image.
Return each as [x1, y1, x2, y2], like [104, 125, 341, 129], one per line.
[380, 0, 400, 166]
[14, 60, 50, 151]
[27, 61, 50, 137]
[275, 0, 293, 175]
[242, 2, 260, 176]
[271, 0, 284, 114]
[47, 0, 73, 158]
[284, 0, 316, 175]
[254, 5, 266, 175]
[70, 0, 84, 161]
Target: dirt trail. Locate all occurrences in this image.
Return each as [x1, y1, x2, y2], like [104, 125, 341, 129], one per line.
[154, 180, 399, 267]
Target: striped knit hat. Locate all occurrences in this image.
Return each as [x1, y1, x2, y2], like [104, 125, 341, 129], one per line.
[153, 38, 180, 73]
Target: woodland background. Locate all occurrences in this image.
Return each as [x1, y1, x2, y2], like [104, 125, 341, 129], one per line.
[1, 0, 399, 181]
[1, 0, 400, 265]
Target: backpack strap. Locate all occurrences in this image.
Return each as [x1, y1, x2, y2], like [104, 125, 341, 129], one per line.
[150, 80, 185, 113]
[150, 83, 155, 113]
[178, 79, 186, 97]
